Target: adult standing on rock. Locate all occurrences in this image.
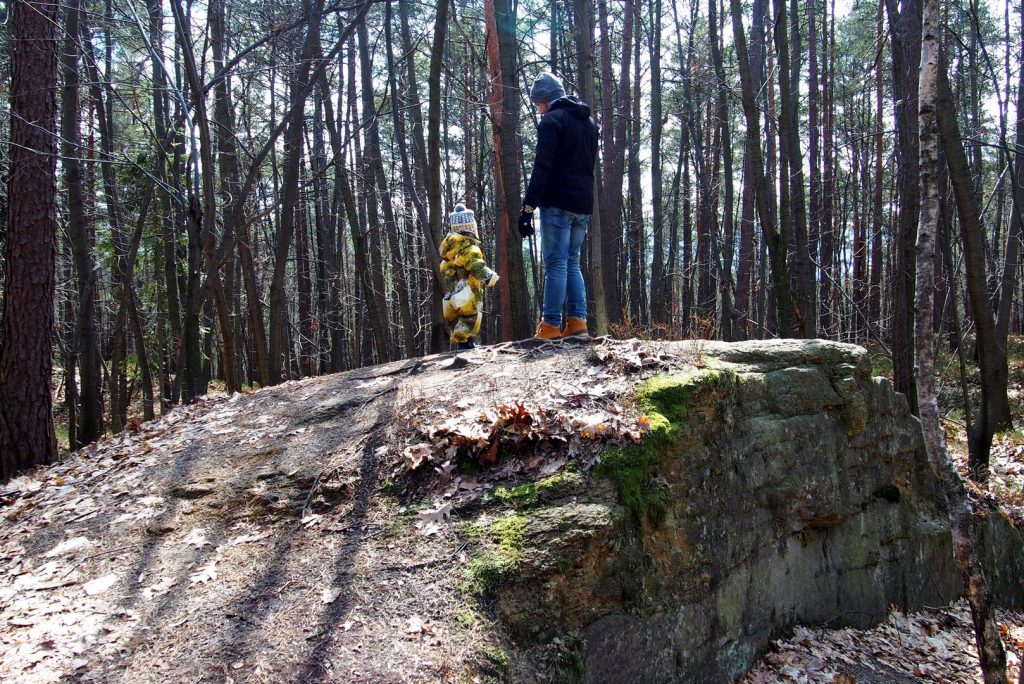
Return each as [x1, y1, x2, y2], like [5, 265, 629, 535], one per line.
[519, 72, 599, 341]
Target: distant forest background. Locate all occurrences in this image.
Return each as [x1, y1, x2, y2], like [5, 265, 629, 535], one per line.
[0, 0, 1021, 463]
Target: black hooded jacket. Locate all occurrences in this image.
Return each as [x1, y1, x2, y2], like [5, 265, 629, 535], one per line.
[523, 96, 599, 215]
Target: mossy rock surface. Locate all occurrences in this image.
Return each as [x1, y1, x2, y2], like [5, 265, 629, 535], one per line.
[593, 369, 733, 526]
[468, 339, 1024, 684]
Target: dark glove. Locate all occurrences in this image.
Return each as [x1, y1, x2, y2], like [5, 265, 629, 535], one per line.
[518, 210, 535, 238]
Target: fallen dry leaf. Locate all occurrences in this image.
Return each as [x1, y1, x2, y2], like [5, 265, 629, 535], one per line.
[182, 528, 211, 549]
[189, 561, 218, 585]
[45, 536, 93, 558]
[82, 574, 118, 596]
[403, 443, 433, 470]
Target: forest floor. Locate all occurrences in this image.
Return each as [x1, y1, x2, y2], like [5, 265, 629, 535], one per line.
[3, 336, 1023, 683]
[2, 338, 672, 683]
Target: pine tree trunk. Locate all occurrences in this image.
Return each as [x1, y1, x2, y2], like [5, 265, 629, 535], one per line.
[627, 9, 644, 323]
[573, 0, 609, 335]
[0, 0, 60, 479]
[870, 0, 885, 331]
[484, 0, 533, 340]
[210, 0, 247, 387]
[934, 59, 1012, 479]
[269, 0, 332, 381]
[998, 12, 1024, 348]
[885, 0, 921, 414]
[736, 0, 768, 339]
[81, 18, 155, 422]
[294, 176, 315, 377]
[773, 0, 816, 338]
[427, 0, 453, 345]
[823, 0, 838, 337]
[807, 0, 824, 335]
[711, 0, 738, 341]
[729, 0, 799, 337]
[62, 0, 103, 444]
[357, 21, 413, 357]
[147, 0, 182, 405]
[385, 2, 445, 354]
[598, 0, 625, 323]
[648, 0, 666, 328]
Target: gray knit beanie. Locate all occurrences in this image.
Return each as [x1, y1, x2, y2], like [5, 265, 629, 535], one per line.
[530, 72, 565, 104]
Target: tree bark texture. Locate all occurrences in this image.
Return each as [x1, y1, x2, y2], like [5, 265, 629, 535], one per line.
[598, 0, 625, 323]
[0, 0, 61, 480]
[270, 0, 323, 380]
[773, 0, 816, 338]
[648, 0, 667, 328]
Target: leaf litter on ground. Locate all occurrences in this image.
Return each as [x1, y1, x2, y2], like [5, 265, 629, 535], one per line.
[736, 600, 1023, 683]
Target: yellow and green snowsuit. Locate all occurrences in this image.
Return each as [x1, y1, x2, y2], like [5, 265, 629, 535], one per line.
[439, 230, 498, 345]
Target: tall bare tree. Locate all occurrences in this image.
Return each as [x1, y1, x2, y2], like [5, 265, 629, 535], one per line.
[484, 0, 532, 340]
[916, 1, 1007, 678]
[62, 0, 103, 445]
[0, 0, 61, 479]
[729, 0, 799, 337]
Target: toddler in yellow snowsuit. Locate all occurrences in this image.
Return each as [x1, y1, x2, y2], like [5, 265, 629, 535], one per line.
[440, 204, 499, 349]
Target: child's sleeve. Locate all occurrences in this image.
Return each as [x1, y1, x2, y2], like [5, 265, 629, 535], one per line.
[465, 246, 499, 286]
[439, 233, 453, 260]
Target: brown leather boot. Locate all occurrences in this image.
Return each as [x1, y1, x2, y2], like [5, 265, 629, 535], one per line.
[562, 317, 590, 338]
[534, 321, 562, 340]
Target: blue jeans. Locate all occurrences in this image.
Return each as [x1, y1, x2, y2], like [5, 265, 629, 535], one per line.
[540, 207, 589, 326]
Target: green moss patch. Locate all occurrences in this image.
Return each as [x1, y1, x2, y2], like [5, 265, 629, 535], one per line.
[595, 369, 728, 527]
[466, 513, 529, 593]
[492, 473, 575, 508]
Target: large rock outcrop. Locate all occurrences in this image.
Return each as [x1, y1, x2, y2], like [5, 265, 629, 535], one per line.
[470, 340, 1023, 682]
[1, 338, 1020, 683]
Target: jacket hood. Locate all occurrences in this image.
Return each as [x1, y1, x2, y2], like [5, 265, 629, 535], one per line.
[550, 96, 592, 119]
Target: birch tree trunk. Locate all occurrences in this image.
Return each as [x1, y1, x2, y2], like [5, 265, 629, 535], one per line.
[916, 2, 1008, 678]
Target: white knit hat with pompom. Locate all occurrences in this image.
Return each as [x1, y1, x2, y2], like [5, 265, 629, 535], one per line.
[449, 203, 478, 238]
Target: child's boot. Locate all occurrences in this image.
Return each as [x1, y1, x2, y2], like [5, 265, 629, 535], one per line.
[534, 321, 562, 340]
[562, 317, 590, 338]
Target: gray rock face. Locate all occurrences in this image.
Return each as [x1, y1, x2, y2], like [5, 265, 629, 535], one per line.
[490, 340, 1023, 683]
